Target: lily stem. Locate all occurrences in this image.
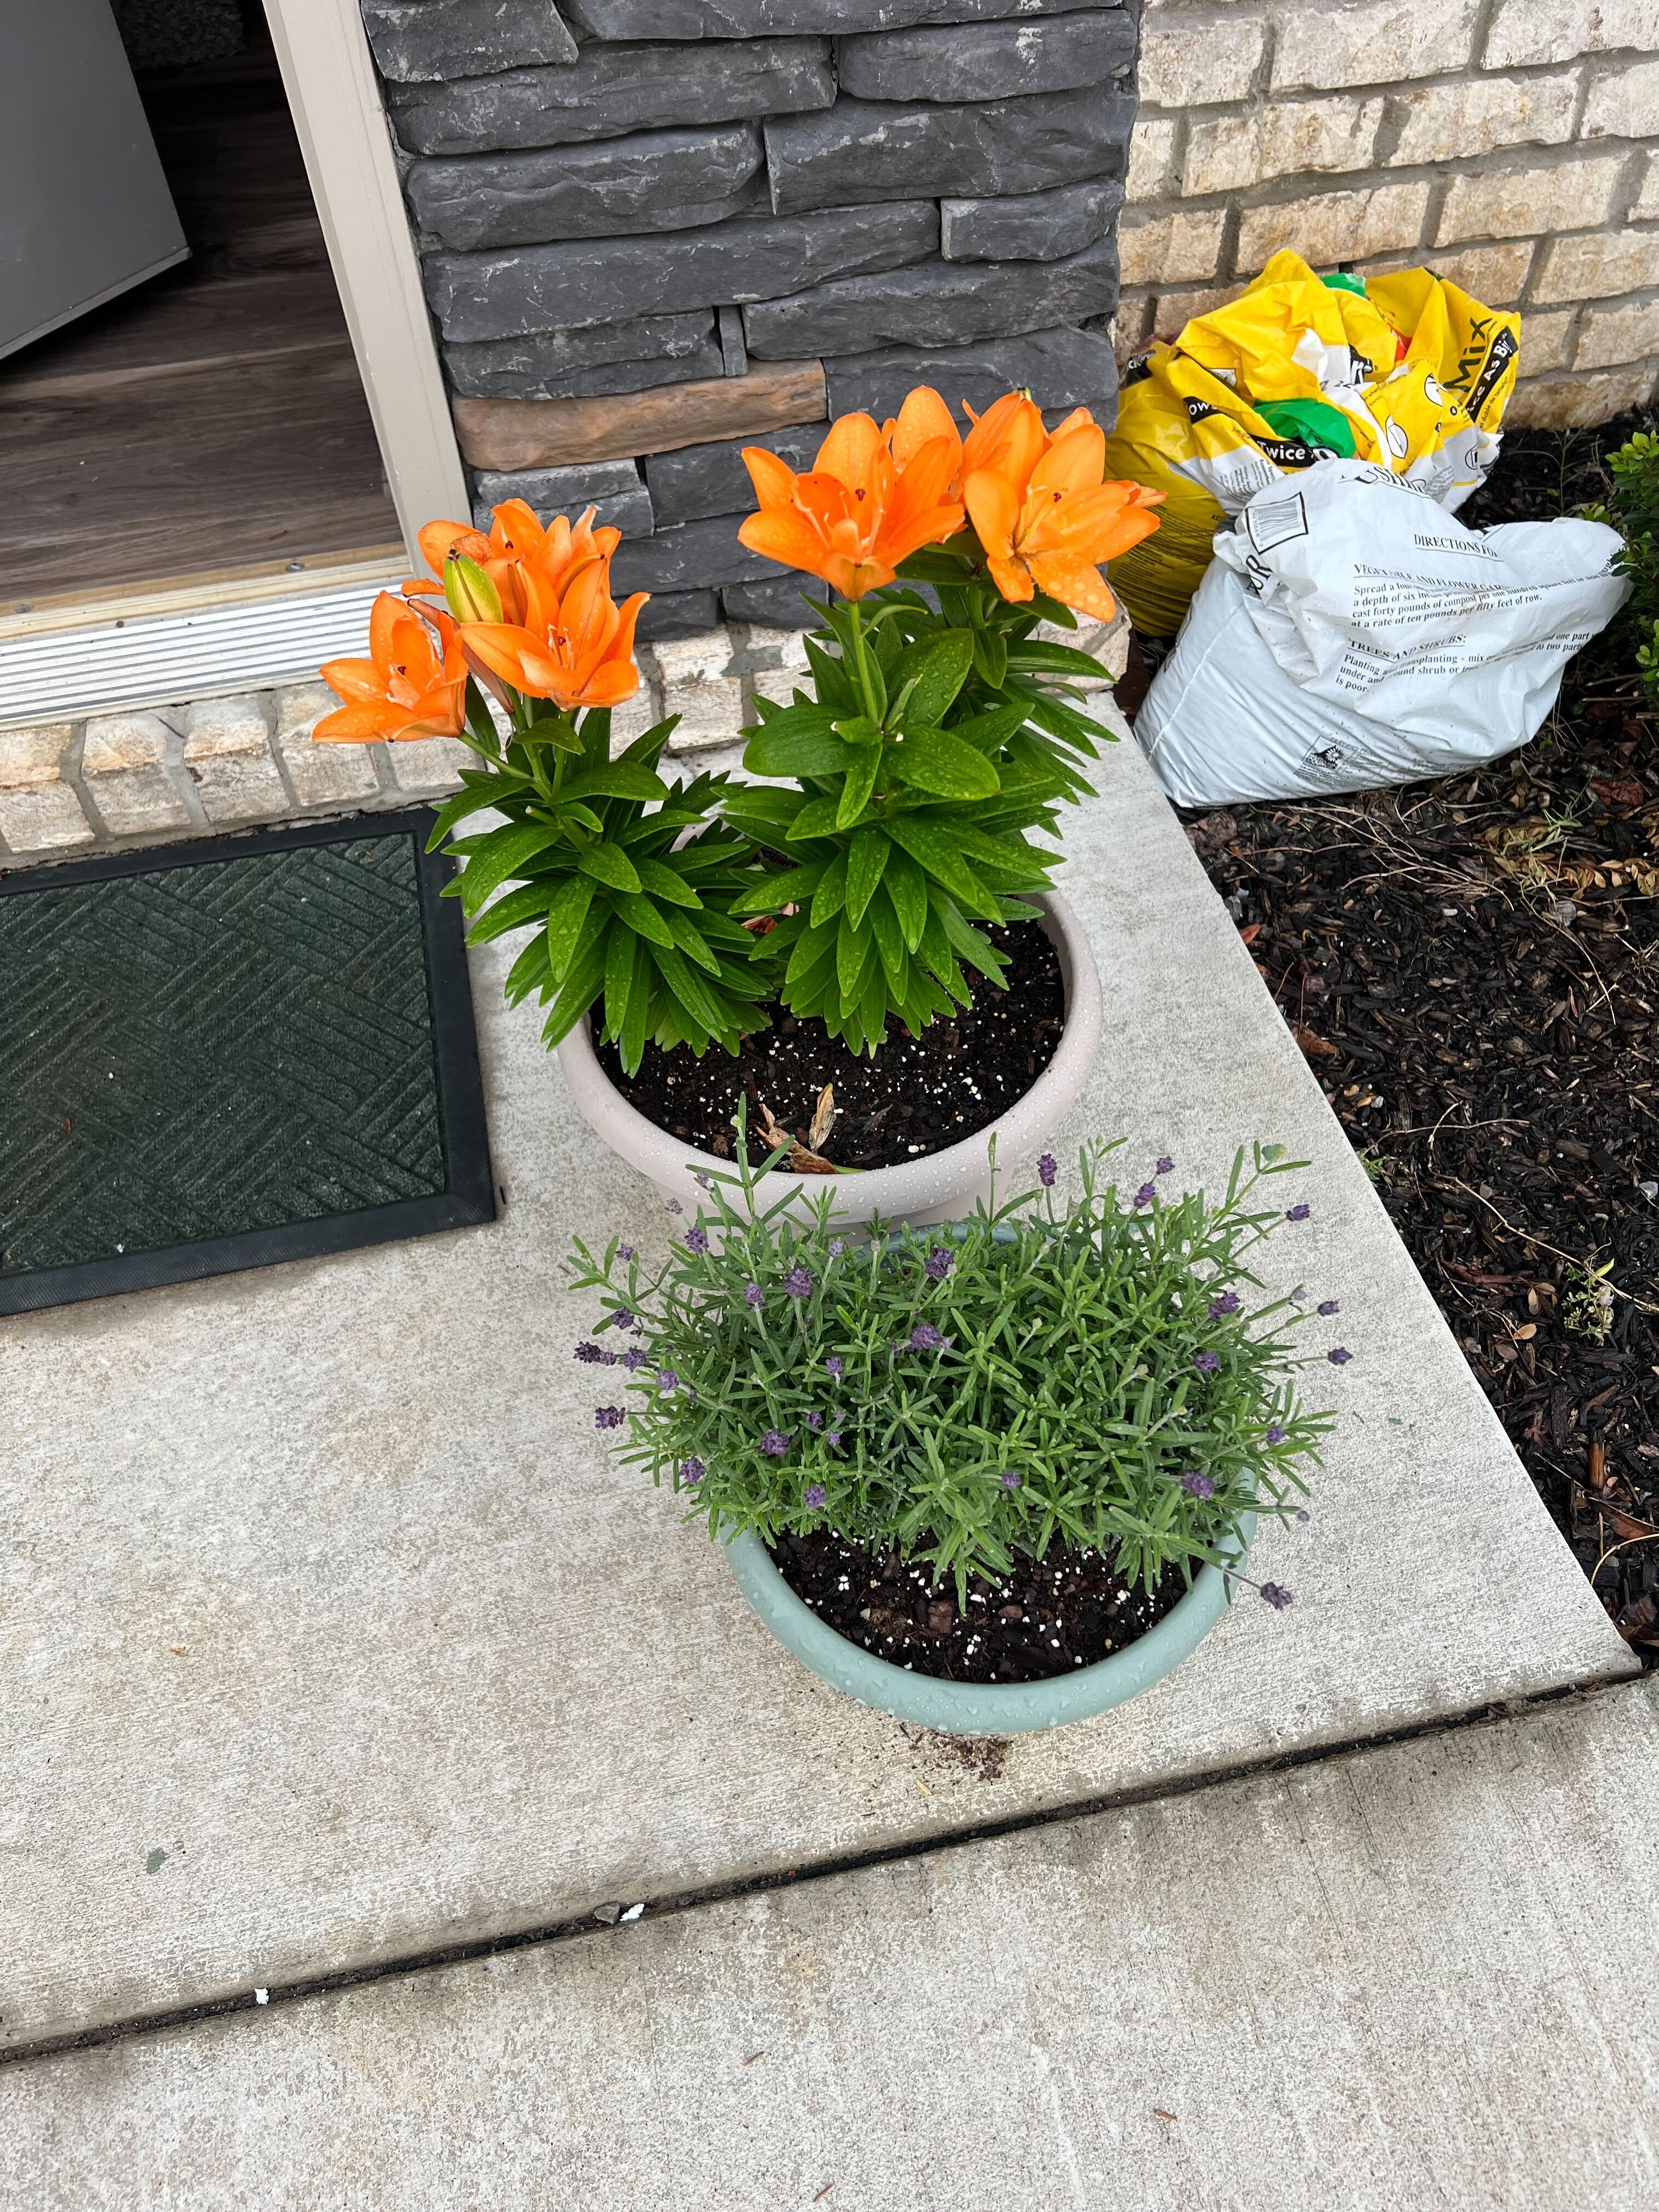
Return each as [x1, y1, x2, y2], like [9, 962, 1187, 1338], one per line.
[846, 597, 882, 727]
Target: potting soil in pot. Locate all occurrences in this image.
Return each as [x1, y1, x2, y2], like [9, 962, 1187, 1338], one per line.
[596, 919, 1064, 1171]
[771, 1530, 1192, 1684]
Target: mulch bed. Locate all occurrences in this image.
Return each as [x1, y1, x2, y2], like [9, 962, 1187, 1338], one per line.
[597, 918, 1064, 1172]
[1150, 411, 1659, 1656]
[771, 1527, 1190, 1683]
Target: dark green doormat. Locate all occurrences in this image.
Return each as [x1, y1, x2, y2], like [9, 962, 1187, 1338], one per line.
[1, 809, 494, 1316]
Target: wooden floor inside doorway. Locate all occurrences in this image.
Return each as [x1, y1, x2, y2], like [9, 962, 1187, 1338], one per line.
[0, 45, 401, 607]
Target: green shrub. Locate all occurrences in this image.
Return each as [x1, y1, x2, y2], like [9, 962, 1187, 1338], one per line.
[567, 1128, 1335, 1601]
[1588, 426, 1659, 702]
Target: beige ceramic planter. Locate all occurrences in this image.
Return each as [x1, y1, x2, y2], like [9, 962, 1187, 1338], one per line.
[556, 890, 1103, 1231]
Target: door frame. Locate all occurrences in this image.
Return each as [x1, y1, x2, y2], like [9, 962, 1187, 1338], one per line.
[262, 0, 468, 566]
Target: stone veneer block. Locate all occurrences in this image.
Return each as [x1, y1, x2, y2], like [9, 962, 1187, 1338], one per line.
[941, 175, 1124, 263]
[454, 360, 825, 468]
[610, 514, 776, 594]
[81, 709, 193, 836]
[836, 10, 1136, 103]
[765, 84, 1136, 215]
[274, 685, 383, 808]
[0, 784, 93, 853]
[645, 422, 822, 525]
[386, 736, 470, 794]
[443, 312, 714, 399]
[718, 304, 748, 376]
[723, 573, 826, 627]
[636, 589, 722, 640]
[569, 0, 1112, 33]
[180, 697, 288, 826]
[360, 0, 577, 81]
[387, 39, 833, 157]
[825, 323, 1119, 422]
[405, 123, 766, 252]
[425, 202, 938, 340]
[742, 236, 1119, 358]
[447, 335, 724, 402]
[648, 629, 747, 751]
[472, 459, 654, 537]
[0, 721, 75, 789]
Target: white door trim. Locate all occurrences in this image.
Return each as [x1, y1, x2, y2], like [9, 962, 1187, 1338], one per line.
[261, 0, 468, 567]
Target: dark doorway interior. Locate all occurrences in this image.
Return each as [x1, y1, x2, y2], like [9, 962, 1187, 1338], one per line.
[0, 15, 402, 607]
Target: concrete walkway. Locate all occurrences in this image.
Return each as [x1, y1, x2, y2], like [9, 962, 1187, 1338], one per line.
[0, 726, 1633, 2056]
[7, 1678, 1656, 2207]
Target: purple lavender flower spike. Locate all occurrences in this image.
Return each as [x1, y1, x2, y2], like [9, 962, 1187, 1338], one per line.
[761, 1429, 791, 1457]
[1037, 1154, 1058, 1188]
[665, 1199, 682, 1215]
[595, 1407, 625, 1430]
[574, 1342, 604, 1364]
[1133, 1182, 1157, 1209]
[685, 1226, 710, 1255]
[1193, 1350, 1221, 1374]
[1181, 1470, 1216, 1499]
[1285, 1204, 1311, 1222]
[1328, 1346, 1353, 1365]
[744, 1282, 764, 1308]
[1260, 1582, 1294, 1610]
[657, 1368, 680, 1392]
[783, 1263, 814, 1299]
[611, 1307, 636, 1331]
[1265, 1423, 1287, 1445]
[1156, 1155, 1175, 1176]
[1000, 1469, 1022, 1490]
[924, 1245, 953, 1279]
[617, 1244, 633, 1262]
[680, 1458, 705, 1486]
[806, 1410, 823, 1431]
[620, 1347, 649, 1372]
[804, 1482, 827, 1509]
[825, 1355, 845, 1379]
[828, 1238, 845, 1259]
[1208, 1290, 1242, 1318]
[910, 1323, 945, 1351]
[826, 1430, 842, 1447]
[1296, 1509, 1311, 1523]
[1317, 1299, 1340, 1316]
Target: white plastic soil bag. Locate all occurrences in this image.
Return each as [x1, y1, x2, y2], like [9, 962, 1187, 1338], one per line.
[1136, 458, 1630, 808]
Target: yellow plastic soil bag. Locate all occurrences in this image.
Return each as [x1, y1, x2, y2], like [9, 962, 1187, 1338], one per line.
[1103, 251, 1521, 636]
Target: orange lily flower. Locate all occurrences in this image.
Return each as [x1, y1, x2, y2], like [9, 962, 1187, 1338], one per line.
[409, 503, 622, 624]
[738, 392, 964, 600]
[964, 414, 1164, 622]
[462, 555, 647, 713]
[315, 592, 468, 742]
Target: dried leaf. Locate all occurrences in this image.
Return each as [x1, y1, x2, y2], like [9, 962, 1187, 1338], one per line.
[1290, 1022, 1338, 1059]
[1590, 776, 1646, 809]
[808, 1084, 837, 1151]
[1238, 921, 1263, 946]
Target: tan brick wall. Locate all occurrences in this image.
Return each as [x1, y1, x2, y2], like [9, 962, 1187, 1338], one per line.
[1123, 0, 1659, 426]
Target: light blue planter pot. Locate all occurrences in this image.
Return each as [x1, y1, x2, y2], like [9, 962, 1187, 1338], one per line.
[723, 1515, 1256, 1737]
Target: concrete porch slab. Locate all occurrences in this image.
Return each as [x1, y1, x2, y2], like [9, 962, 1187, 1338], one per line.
[0, 726, 1633, 2047]
[7, 1679, 1657, 2207]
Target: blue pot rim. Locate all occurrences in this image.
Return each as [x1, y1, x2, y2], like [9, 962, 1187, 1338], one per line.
[722, 1514, 1256, 1737]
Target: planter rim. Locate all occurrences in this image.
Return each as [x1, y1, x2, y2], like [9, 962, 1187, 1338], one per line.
[723, 1516, 1256, 1736]
[556, 888, 1101, 1222]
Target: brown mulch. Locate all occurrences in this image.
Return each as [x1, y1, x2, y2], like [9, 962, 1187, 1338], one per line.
[1160, 413, 1659, 1656]
[597, 918, 1064, 1172]
[770, 1527, 1190, 1683]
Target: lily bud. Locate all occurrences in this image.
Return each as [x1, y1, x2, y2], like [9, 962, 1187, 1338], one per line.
[443, 554, 501, 624]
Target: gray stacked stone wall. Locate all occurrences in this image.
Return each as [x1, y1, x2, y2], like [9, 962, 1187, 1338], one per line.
[360, 0, 1139, 634]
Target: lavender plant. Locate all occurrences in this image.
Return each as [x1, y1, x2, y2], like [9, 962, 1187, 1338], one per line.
[567, 1129, 1340, 1602]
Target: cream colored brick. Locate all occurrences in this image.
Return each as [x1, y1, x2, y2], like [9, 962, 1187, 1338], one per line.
[1575, 296, 1659, 370]
[1638, 159, 1659, 221]
[1519, 309, 1577, 373]
[1485, 0, 1659, 70]
[661, 675, 747, 753]
[1273, 0, 1479, 91]
[81, 711, 174, 775]
[1032, 613, 1127, 687]
[1418, 241, 1537, 305]
[180, 693, 269, 760]
[1505, 363, 1659, 427]
[1111, 291, 1157, 360]
[1435, 157, 1624, 247]
[1183, 97, 1383, 197]
[83, 765, 192, 838]
[273, 682, 382, 807]
[386, 736, 469, 794]
[0, 783, 92, 853]
[748, 665, 806, 711]
[608, 685, 662, 749]
[1532, 227, 1659, 302]
[1386, 72, 1577, 166]
[647, 630, 732, 689]
[1237, 182, 1430, 275]
[0, 722, 74, 789]
[1126, 117, 1177, 205]
[1139, 17, 1266, 106]
[1119, 209, 1227, 287]
[1150, 283, 1248, 336]
[1582, 58, 1659, 140]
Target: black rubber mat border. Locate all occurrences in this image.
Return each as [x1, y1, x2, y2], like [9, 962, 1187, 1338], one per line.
[1, 809, 496, 1317]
